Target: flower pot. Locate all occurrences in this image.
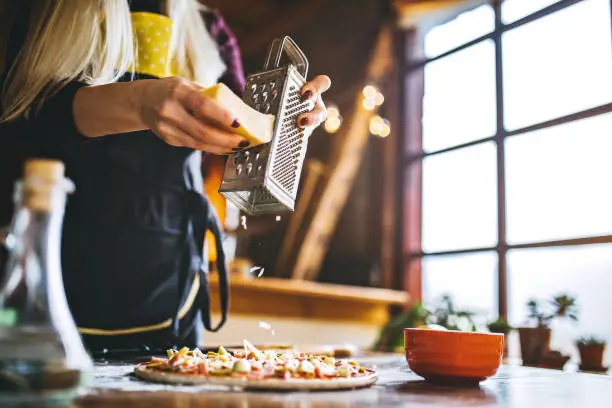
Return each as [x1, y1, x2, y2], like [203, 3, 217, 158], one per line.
[540, 351, 570, 370]
[500, 334, 509, 359]
[578, 344, 606, 370]
[518, 327, 551, 366]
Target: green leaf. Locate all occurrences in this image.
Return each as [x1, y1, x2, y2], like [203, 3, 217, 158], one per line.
[0, 308, 17, 327]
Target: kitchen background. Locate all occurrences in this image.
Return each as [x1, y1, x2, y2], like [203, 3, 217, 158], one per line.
[167, 0, 612, 371]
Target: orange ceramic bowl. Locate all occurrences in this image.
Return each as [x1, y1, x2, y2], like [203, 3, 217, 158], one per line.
[404, 328, 504, 384]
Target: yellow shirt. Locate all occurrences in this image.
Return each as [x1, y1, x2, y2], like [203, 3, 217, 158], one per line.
[130, 12, 176, 78]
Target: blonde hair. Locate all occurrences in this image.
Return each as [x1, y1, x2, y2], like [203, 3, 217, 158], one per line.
[169, 1, 226, 87]
[1, 0, 226, 122]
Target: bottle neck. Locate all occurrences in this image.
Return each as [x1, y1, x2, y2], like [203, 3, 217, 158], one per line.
[1, 179, 70, 323]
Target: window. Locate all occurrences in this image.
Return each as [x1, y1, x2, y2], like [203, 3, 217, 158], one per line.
[402, 0, 612, 363]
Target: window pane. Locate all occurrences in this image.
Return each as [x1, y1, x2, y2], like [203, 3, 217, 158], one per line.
[503, 0, 612, 130]
[423, 41, 496, 152]
[508, 245, 612, 366]
[502, 0, 563, 23]
[422, 142, 497, 252]
[422, 252, 497, 324]
[424, 5, 495, 58]
[505, 113, 612, 244]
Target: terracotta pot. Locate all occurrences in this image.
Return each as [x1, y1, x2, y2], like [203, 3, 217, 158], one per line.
[540, 351, 570, 370]
[502, 334, 509, 359]
[518, 327, 551, 366]
[578, 344, 606, 370]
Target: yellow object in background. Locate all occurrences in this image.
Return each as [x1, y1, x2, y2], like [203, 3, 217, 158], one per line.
[203, 155, 228, 264]
[200, 83, 276, 147]
[130, 12, 175, 78]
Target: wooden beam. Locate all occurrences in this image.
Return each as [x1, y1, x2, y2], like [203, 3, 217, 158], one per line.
[402, 29, 424, 303]
[275, 159, 327, 277]
[393, 0, 487, 28]
[379, 32, 402, 290]
[237, 0, 330, 57]
[289, 25, 395, 281]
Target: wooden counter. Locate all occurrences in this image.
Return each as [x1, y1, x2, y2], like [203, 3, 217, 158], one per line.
[208, 276, 409, 325]
[77, 355, 612, 407]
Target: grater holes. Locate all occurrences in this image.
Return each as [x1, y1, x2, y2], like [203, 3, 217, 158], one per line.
[267, 82, 309, 194]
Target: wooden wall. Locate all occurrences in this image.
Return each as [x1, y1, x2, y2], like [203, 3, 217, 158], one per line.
[206, 0, 393, 287]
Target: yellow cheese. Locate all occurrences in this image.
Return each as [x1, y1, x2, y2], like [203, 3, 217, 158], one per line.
[201, 83, 275, 146]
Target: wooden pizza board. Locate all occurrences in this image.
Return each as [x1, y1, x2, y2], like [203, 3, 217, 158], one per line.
[134, 363, 377, 390]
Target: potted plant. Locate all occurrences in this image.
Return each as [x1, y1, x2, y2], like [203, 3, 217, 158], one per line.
[373, 294, 478, 352]
[429, 295, 477, 332]
[373, 303, 430, 352]
[576, 336, 607, 371]
[487, 317, 513, 358]
[487, 317, 513, 335]
[518, 294, 578, 366]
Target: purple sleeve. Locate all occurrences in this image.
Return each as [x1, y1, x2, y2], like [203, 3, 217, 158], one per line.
[201, 9, 246, 168]
[203, 9, 246, 97]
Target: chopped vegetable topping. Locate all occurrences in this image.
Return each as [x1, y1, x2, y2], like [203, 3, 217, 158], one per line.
[143, 343, 372, 380]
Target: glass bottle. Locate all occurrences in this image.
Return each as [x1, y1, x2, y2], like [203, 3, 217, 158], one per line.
[0, 159, 92, 405]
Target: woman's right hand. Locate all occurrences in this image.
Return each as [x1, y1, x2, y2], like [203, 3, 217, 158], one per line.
[138, 77, 249, 154]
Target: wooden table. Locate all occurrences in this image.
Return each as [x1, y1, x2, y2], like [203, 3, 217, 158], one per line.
[75, 354, 611, 407]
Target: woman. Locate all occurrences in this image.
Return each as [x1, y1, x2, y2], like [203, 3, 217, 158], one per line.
[0, 0, 330, 353]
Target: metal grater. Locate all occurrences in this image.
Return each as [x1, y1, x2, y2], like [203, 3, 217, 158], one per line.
[218, 36, 314, 215]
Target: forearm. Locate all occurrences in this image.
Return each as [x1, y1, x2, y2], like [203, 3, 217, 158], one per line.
[73, 80, 152, 137]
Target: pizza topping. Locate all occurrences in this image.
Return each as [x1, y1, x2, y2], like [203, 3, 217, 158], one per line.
[141, 343, 373, 381]
[336, 364, 351, 378]
[297, 360, 315, 374]
[233, 359, 251, 373]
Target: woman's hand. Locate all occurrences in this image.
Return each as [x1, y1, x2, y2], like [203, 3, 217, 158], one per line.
[139, 77, 249, 154]
[297, 75, 332, 130]
[74, 77, 249, 154]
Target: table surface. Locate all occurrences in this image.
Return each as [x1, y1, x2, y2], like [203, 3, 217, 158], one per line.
[75, 354, 612, 408]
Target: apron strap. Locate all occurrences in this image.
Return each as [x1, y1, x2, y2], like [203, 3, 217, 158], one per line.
[179, 190, 230, 334]
[201, 205, 230, 332]
[174, 154, 229, 338]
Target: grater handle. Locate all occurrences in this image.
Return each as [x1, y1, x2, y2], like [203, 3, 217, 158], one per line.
[263, 36, 308, 78]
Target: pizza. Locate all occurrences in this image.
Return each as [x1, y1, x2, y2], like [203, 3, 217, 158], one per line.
[134, 340, 377, 390]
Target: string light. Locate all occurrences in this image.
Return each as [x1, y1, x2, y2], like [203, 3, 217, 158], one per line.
[324, 103, 342, 134]
[362, 85, 378, 99]
[361, 84, 384, 111]
[369, 115, 385, 135]
[325, 116, 342, 133]
[362, 98, 376, 111]
[378, 122, 391, 138]
[369, 115, 391, 138]
[374, 92, 385, 106]
[335, 82, 390, 138]
[327, 106, 340, 118]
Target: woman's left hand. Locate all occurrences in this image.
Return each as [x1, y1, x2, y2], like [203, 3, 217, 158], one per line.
[297, 75, 331, 130]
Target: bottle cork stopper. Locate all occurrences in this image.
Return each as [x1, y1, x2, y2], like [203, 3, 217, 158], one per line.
[22, 159, 67, 212]
[24, 159, 65, 183]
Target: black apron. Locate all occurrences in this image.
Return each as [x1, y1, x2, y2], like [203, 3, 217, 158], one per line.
[2, 3, 230, 354]
[59, 98, 230, 352]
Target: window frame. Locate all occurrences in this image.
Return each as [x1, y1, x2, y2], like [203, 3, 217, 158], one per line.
[400, 0, 612, 317]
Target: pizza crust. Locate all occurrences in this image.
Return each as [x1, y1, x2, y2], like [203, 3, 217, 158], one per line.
[134, 363, 377, 390]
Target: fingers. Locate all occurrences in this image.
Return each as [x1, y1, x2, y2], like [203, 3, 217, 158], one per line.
[167, 103, 247, 150]
[157, 121, 237, 155]
[298, 75, 331, 130]
[298, 98, 327, 129]
[300, 75, 331, 102]
[180, 83, 238, 130]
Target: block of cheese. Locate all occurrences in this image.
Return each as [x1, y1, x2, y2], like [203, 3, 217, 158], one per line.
[201, 83, 276, 146]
